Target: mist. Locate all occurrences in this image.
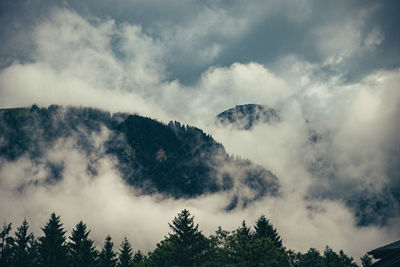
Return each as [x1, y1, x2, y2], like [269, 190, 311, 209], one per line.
[1, 2, 400, 263]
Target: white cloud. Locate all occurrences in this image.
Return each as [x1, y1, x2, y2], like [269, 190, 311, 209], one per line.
[193, 62, 291, 116]
[0, 3, 399, 263]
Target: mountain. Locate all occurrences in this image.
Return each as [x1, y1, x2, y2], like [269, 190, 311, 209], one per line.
[0, 105, 279, 208]
[216, 104, 279, 130]
[216, 104, 400, 226]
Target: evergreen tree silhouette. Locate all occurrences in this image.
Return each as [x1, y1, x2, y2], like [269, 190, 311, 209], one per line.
[168, 209, 210, 266]
[68, 221, 97, 267]
[13, 219, 34, 267]
[117, 237, 133, 267]
[323, 246, 358, 267]
[27, 237, 40, 267]
[147, 209, 211, 266]
[226, 220, 253, 265]
[0, 222, 14, 267]
[38, 213, 69, 267]
[360, 253, 373, 267]
[132, 250, 145, 266]
[298, 248, 325, 267]
[254, 215, 282, 247]
[99, 235, 117, 267]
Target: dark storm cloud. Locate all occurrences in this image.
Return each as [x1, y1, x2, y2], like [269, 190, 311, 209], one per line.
[1, 0, 399, 84]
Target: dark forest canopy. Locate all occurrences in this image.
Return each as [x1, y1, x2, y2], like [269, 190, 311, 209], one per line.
[0, 210, 368, 267]
[0, 105, 279, 209]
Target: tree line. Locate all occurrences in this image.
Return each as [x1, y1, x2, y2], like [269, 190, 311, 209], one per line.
[0, 209, 373, 267]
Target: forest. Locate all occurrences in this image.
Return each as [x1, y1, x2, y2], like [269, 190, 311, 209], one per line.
[0, 105, 279, 207]
[0, 209, 374, 267]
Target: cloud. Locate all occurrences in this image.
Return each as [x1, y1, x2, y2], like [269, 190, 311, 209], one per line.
[2, 0, 398, 84]
[0, 118, 397, 262]
[0, 7, 294, 123]
[0, 1, 400, 263]
[0, 8, 172, 120]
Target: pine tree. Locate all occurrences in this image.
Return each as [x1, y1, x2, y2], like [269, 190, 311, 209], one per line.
[118, 237, 133, 267]
[13, 219, 34, 267]
[225, 220, 290, 267]
[226, 220, 253, 265]
[208, 226, 231, 265]
[68, 221, 98, 267]
[254, 215, 282, 247]
[27, 237, 40, 267]
[132, 250, 145, 266]
[298, 248, 325, 267]
[360, 253, 373, 267]
[147, 209, 211, 267]
[323, 246, 358, 267]
[168, 209, 209, 266]
[38, 213, 69, 267]
[99, 235, 117, 267]
[0, 222, 14, 267]
[168, 209, 199, 244]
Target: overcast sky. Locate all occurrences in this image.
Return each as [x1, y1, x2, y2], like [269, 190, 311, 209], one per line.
[0, 0, 400, 262]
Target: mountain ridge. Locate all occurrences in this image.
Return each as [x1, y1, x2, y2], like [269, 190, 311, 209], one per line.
[0, 104, 280, 209]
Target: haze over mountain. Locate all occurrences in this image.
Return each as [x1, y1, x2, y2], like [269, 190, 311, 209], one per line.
[216, 104, 400, 226]
[1, 0, 400, 263]
[0, 105, 279, 207]
[216, 104, 279, 130]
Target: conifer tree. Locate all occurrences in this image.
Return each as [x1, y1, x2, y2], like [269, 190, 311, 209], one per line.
[147, 209, 211, 266]
[226, 220, 253, 265]
[27, 237, 40, 267]
[360, 253, 373, 267]
[298, 248, 325, 267]
[99, 235, 117, 267]
[323, 246, 358, 267]
[68, 221, 97, 267]
[208, 226, 231, 265]
[117, 237, 133, 267]
[132, 250, 145, 266]
[0, 222, 14, 267]
[13, 219, 34, 267]
[38, 213, 69, 267]
[167, 209, 210, 266]
[226, 220, 290, 267]
[254, 215, 282, 247]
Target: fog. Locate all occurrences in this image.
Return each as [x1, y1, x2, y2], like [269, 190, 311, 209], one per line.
[0, 3, 399, 263]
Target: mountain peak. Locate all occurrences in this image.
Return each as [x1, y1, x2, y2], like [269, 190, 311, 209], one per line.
[216, 104, 279, 130]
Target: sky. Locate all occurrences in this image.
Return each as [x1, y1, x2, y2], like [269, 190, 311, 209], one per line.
[0, 0, 400, 262]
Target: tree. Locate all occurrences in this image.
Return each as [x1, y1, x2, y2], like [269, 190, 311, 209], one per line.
[68, 221, 98, 267]
[360, 253, 373, 267]
[132, 250, 145, 266]
[298, 248, 325, 267]
[208, 226, 231, 265]
[147, 209, 211, 267]
[117, 237, 133, 267]
[13, 219, 34, 267]
[224, 220, 290, 267]
[323, 246, 358, 267]
[38, 213, 69, 267]
[287, 249, 301, 267]
[27, 237, 40, 267]
[0, 222, 14, 267]
[249, 237, 290, 267]
[254, 215, 282, 247]
[99, 235, 117, 267]
[225, 220, 253, 265]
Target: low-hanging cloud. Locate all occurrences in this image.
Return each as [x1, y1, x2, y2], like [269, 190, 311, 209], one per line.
[0, 3, 400, 264]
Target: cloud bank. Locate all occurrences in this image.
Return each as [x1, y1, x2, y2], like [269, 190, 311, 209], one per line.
[1, 1, 400, 263]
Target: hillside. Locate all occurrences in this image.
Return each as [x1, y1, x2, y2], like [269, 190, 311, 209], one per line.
[0, 105, 279, 207]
